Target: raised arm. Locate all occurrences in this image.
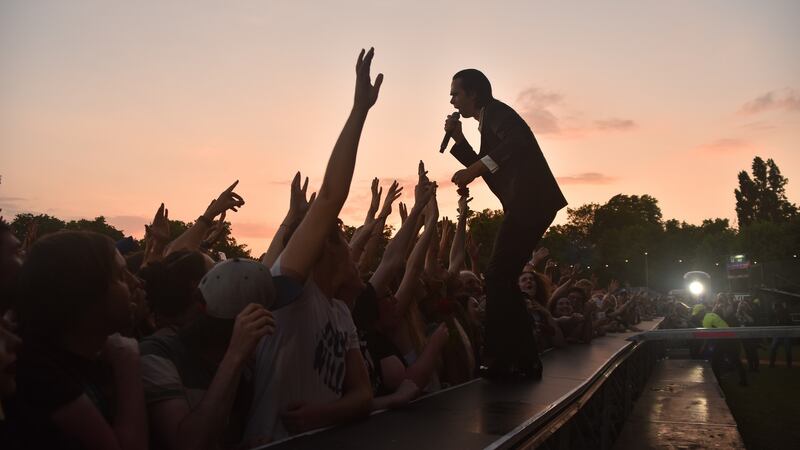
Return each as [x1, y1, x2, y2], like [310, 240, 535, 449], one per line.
[355, 180, 401, 268]
[437, 218, 453, 266]
[349, 178, 382, 258]
[424, 219, 442, 277]
[448, 194, 472, 273]
[165, 181, 245, 256]
[522, 247, 550, 273]
[465, 233, 482, 274]
[142, 203, 170, 267]
[262, 172, 315, 268]
[279, 48, 383, 280]
[370, 167, 434, 295]
[147, 305, 274, 450]
[357, 215, 386, 276]
[396, 188, 438, 315]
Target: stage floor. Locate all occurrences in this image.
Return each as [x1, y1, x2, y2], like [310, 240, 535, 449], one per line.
[260, 319, 664, 450]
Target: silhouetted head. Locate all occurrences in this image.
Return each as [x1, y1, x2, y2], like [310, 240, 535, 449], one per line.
[17, 231, 141, 341]
[138, 250, 211, 327]
[451, 69, 492, 118]
[0, 222, 23, 312]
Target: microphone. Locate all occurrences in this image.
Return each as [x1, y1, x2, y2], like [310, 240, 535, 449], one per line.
[439, 112, 461, 153]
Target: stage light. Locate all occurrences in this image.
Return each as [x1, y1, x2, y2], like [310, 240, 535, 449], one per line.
[679, 259, 683, 263]
[625, 259, 629, 263]
[689, 281, 704, 296]
[605, 264, 609, 268]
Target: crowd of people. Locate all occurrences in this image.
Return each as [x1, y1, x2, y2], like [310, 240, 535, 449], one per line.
[662, 290, 795, 387]
[0, 48, 656, 449]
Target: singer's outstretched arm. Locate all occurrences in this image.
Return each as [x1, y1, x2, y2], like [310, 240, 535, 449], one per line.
[450, 140, 480, 168]
[278, 48, 383, 281]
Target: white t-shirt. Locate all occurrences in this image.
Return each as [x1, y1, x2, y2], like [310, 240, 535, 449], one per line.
[244, 260, 360, 442]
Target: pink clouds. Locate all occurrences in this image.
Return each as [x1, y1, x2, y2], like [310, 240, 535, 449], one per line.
[593, 119, 636, 131]
[556, 172, 617, 185]
[738, 88, 800, 115]
[696, 138, 752, 153]
[515, 87, 637, 138]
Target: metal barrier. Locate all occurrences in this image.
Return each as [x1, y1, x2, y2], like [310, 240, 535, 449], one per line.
[628, 326, 800, 342]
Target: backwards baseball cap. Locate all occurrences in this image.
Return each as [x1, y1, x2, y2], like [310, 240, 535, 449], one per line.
[198, 258, 276, 319]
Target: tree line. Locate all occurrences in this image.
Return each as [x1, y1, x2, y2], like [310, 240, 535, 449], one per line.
[4, 156, 798, 293]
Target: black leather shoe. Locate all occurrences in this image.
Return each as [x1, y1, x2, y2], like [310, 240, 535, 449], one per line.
[480, 362, 516, 381]
[517, 356, 543, 381]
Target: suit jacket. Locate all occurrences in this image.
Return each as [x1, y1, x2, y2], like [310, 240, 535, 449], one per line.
[450, 98, 568, 215]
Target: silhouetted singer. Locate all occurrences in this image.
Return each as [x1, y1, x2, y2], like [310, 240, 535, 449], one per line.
[444, 69, 567, 379]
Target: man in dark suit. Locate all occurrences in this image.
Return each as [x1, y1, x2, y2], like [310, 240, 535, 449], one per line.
[445, 69, 567, 379]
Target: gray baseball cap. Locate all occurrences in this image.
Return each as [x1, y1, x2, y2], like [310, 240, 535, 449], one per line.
[198, 258, 275, 319]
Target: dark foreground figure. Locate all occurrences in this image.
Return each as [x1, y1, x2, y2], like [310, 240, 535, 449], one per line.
[444, 69, 567, 379]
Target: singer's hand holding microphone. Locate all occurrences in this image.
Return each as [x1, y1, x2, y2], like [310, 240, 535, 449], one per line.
[440, 112, 465, 152]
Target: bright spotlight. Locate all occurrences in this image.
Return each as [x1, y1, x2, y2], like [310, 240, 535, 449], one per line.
[689, 281, 704, 296]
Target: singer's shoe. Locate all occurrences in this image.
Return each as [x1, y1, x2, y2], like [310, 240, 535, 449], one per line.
[517, 355, 543, 381]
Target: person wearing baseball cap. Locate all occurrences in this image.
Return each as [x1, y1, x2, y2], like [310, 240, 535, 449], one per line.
[139, 258, 280, 450]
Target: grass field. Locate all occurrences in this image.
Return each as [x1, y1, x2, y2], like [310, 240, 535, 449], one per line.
[719, 362, 800, 450]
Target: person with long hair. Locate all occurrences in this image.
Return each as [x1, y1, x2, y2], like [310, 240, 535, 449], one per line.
[9, 231, 148, 450]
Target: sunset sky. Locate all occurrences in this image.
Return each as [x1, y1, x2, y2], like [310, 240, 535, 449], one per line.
[2, 1, 799, 253]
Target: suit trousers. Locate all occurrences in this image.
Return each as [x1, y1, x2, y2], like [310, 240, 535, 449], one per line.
[484, 204, 556, 366]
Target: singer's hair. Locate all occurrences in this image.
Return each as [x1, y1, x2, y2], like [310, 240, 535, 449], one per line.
[453, 69, 492, 108]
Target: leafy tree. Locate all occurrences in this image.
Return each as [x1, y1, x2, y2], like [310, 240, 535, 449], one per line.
[65, 216, 125, 241]
[466, 208, 504, 270]
[10, 213, 66, 241]
[735, 156, 797, 226]
[211, 221, 251, 259]
[171, 219, 251, 259]
[542, 203, 599, 265]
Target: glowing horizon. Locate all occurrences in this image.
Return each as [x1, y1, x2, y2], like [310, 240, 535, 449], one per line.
[1, 1, 799, 254]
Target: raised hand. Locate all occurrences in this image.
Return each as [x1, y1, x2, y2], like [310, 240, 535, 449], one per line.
[288, 172, 314, 220]
[378, 180, 402, 219]
[418, 160, 430, 184]
[145, 203, 170, 244]
[398, 202, 408, 224]
[457, 195, 473, 220]
[353, 47, 384, 112]
[466, 234, 482, 260]
[366, 177, 382, 221]
[440, 217, 452, 241]
[227, 303, 275, 362]
[22, 221, 39, 251]
[532, 247, 549, 265]
[424, 184, 439, 226]
[202, 211, 228, 248]
[205, 180, 245, 220]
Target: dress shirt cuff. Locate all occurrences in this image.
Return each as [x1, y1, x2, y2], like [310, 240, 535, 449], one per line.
[480, 155, 499, 174]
